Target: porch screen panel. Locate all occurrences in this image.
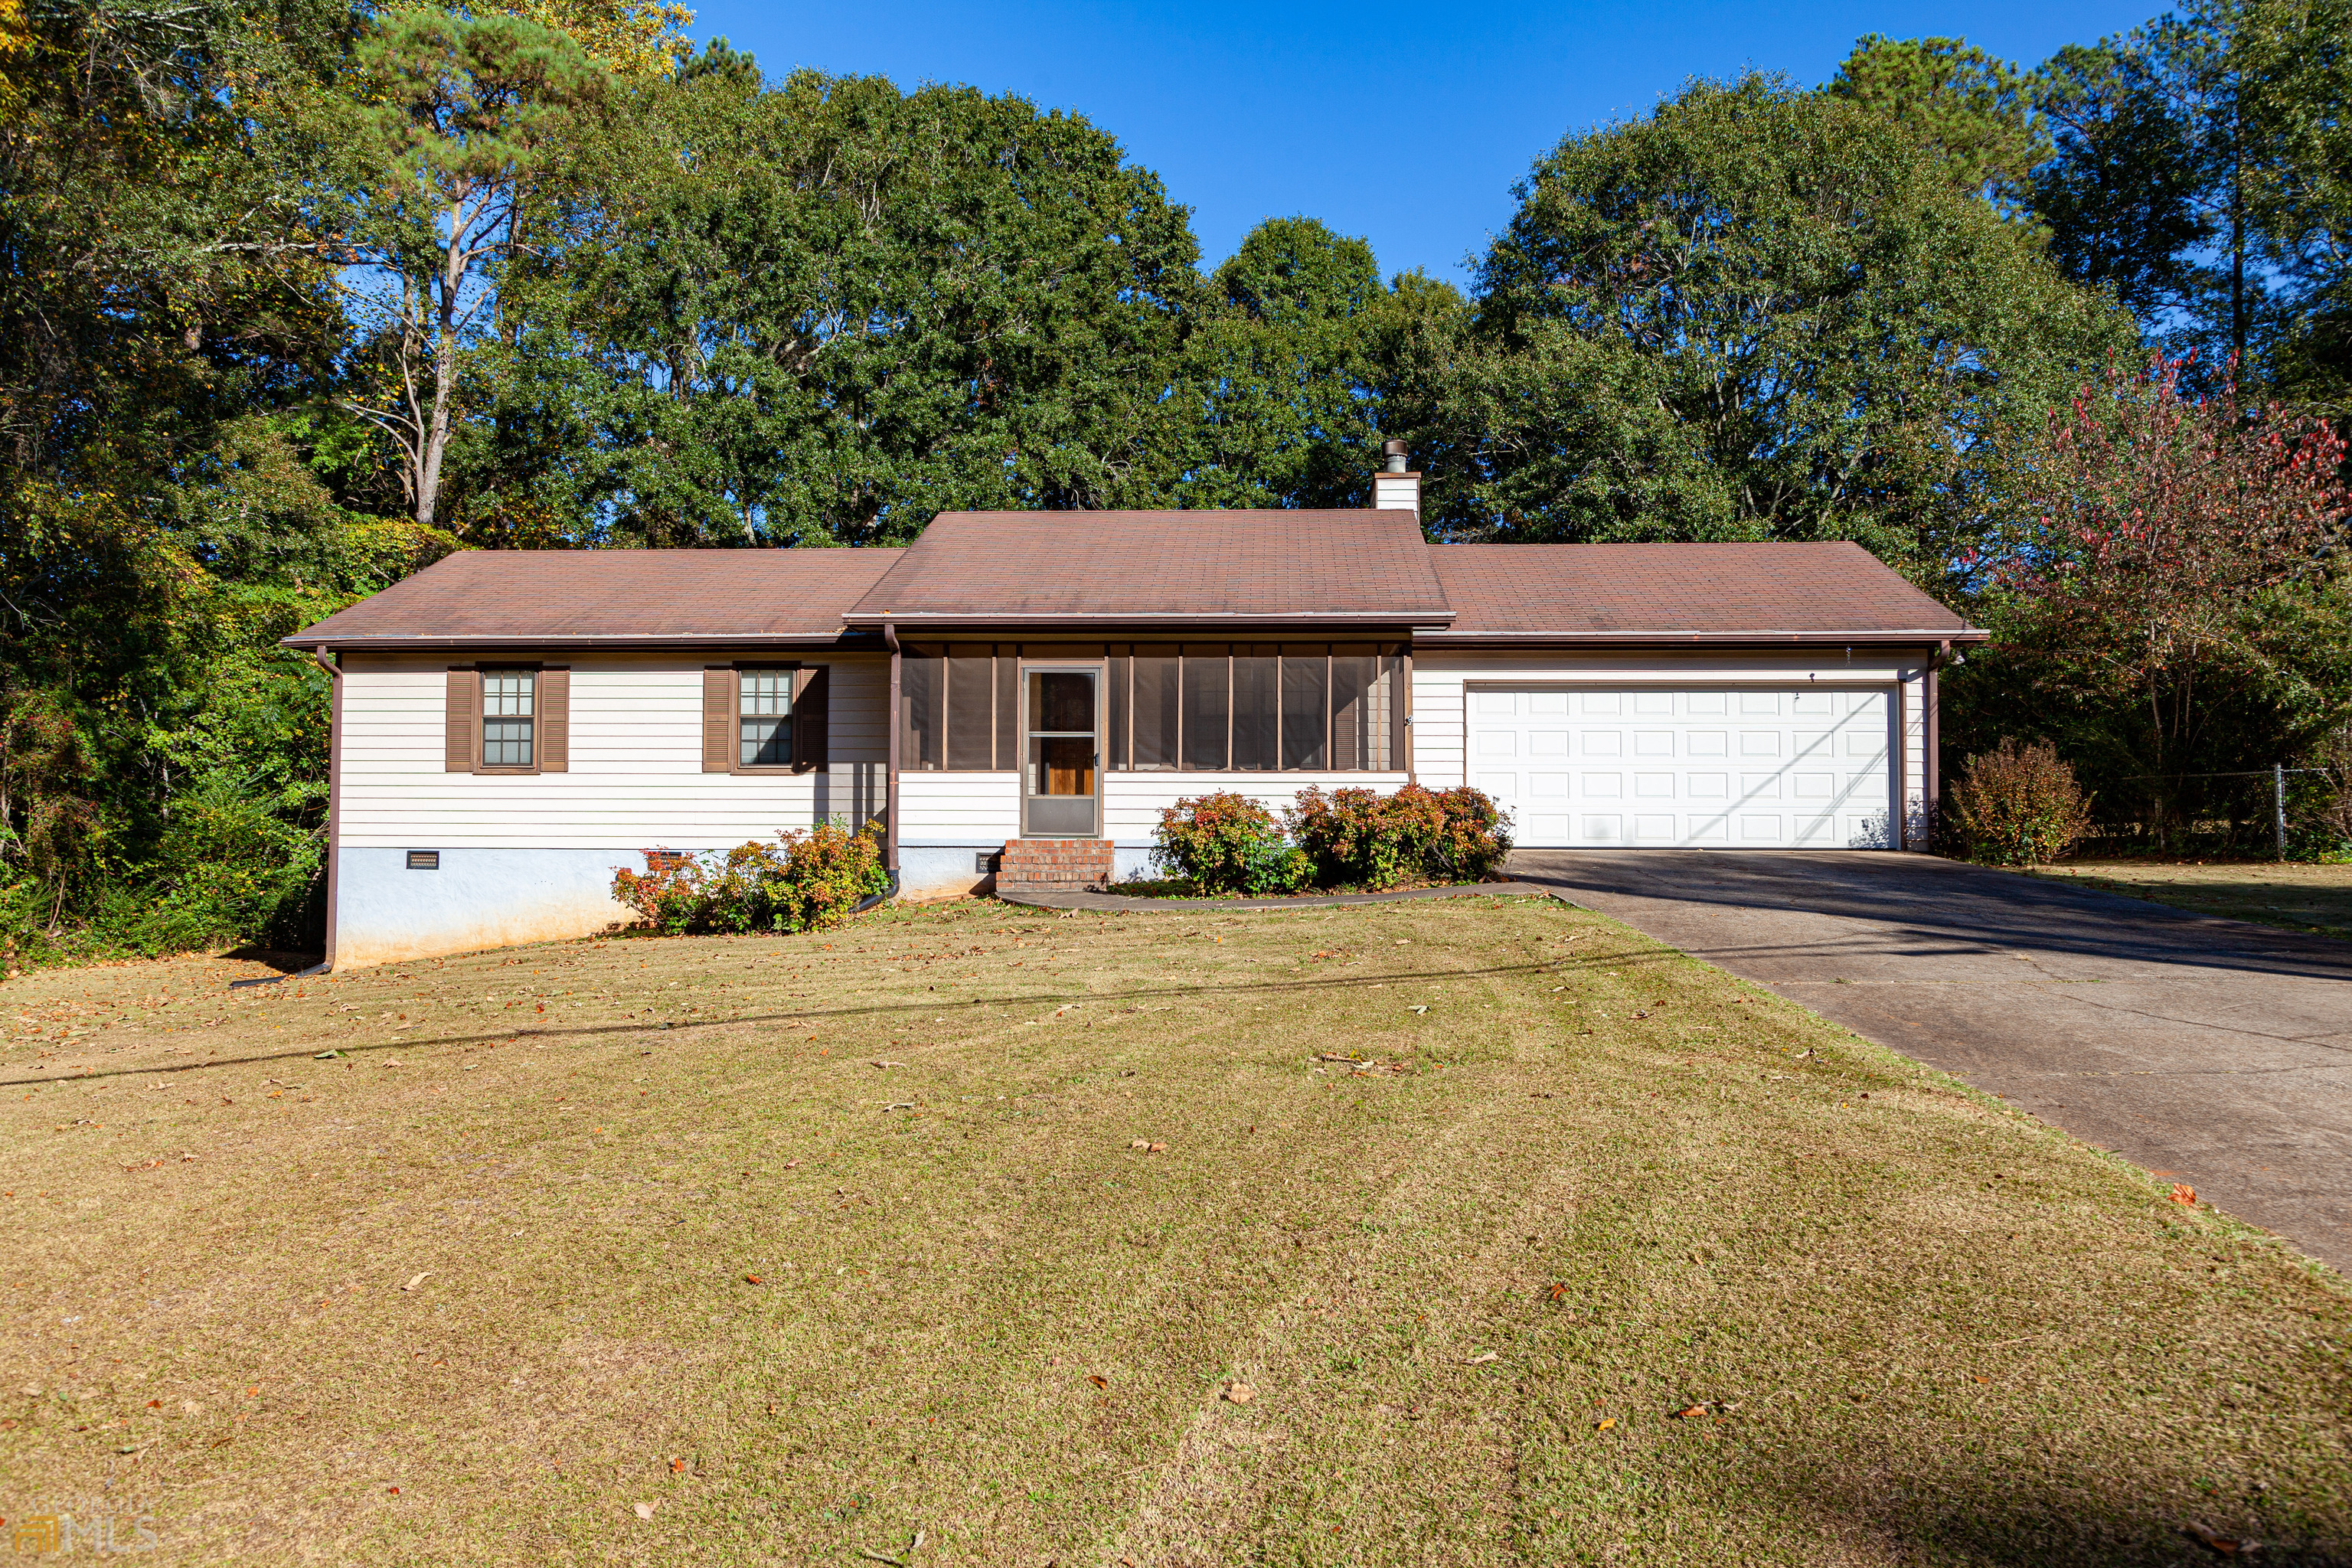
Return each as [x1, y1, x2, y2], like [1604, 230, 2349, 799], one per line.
[1131, 648, 1180, 769]
[900, 646, 943, 771]
[1282, 649, 1328, 770]
[946, 648, 995, 770]
[1231, 647, 1279, 771]
[1180, 646, 1229, 770]
[1383, 650, 1406, 770]
[1331, 645, 1389, 772]
[993, 653, 1017, 770]
[1106, 654, 1131, 770]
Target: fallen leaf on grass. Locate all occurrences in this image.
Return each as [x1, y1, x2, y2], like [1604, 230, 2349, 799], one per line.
[632, 1501, 657, 1521]
[1086, 1374, 1109, 1390]
[1547, 1282, 1570, 1302]
[669, 1457, 685, 1473]
[400, 1271, 430, 1292]
[743, 1274, 762, 1285]
[1223, 1381, 1255, 1404]
[2171, 1182, 2198, 1206]
[1408, 1005, 1429, 1014]
[1464, 1351, 1498, 1366]
[1669, 1404, 1708, 1419]
[2183, 1521, 2252, 1556]
[1594, 1417, 1616, 1432]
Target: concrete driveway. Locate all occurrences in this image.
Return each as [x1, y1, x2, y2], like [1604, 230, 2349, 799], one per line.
[1509, 848, 2352, 1275]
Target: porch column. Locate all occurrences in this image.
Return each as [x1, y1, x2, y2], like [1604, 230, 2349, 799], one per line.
[884, 622, 901, 874]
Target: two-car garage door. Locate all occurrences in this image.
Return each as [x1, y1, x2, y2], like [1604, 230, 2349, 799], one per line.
[1467, 687, 1895, 849]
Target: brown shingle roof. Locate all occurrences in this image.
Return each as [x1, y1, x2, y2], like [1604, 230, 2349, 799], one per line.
[285, 528, 1981, 651]
[1425, 542, 1980, 642]
[285, 548, 902, 649]
[844, 510, 1453, 628]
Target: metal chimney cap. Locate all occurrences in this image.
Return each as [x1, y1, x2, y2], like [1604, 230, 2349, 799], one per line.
[1381, 439, 1410, 473]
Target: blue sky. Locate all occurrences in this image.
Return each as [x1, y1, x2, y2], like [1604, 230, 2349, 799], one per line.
[684, 0, 2159, 284]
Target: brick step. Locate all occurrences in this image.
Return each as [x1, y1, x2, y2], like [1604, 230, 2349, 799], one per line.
[996, 838, 1115, 892]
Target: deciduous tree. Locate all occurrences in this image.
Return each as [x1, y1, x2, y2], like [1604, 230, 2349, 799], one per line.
[1959, 357, 2352, 835]
[1444, 74, 2131, 569]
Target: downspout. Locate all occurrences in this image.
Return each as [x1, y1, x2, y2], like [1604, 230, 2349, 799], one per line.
[1926, 642, 1946, 843]
[309, 645, 342, 972]
[1893, 671, 1909, 851]
[883, 620, 901, 877]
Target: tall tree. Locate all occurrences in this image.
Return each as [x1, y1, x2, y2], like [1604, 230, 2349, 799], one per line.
[331, 8, 607, 531]
[1446, 74, 2132, 570]
[503, 0, 690, 77]
[1828, 34, 2049, 206]
[1177, 217, 1388, 510]
[2238, 0, 2352, 409]
[2033, 39, 2210, 328]
[541, 67, 1203, 545]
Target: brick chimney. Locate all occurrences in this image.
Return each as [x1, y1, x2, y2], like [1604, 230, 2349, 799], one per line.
[1372, 439, 1419, 519]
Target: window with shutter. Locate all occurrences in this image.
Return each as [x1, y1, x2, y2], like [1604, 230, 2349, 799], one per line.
[738, 669, 793, 767]
[792, 665, 829, 773]
[444, 669, 477, 773]
[480, 670, 535, 768]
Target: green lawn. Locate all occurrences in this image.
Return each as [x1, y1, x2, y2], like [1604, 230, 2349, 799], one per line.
[2030, 860, 2352, 942]
[3, 897, 2346, 1565]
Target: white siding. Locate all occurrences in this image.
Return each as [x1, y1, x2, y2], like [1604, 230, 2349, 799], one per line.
[898, 771, 1021, 845]
[1102, 772, 1410, 844]
[897, 770, 1410, 846]
[339, 652, 888, 850]
[1411, 652, 1929, 846]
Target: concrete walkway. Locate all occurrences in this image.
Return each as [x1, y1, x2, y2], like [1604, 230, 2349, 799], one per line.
[1509, 848, 2352, 1275]
[997, 880, 1556, 912]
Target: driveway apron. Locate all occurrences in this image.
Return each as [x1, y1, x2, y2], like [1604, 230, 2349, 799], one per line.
[1509, 848, 2352, 1275]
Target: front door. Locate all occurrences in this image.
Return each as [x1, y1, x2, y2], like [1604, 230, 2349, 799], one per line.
[1023, 666, 1101, 837]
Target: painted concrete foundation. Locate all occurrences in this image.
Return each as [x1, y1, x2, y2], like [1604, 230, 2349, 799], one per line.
[897, 842, 1163, 900]
[335, 847, 646, 968]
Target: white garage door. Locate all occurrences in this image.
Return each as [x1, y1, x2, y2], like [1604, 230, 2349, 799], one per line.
[1467, 687, 1894, 849]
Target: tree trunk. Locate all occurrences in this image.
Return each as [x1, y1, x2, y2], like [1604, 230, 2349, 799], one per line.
[415, 193, 466, 531]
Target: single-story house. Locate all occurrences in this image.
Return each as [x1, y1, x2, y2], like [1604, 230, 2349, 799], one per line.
[285, 449, 1986, 967]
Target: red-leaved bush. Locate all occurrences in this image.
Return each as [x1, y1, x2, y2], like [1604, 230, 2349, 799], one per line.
[1287, 784, 1514, 889]
[1152, 784, 1513, 894]
[1151, 793, 1311, 896]
[1978, 357, 2350, 815]
[612, 819, 889, 935]
[1948, 738, 2094, 865]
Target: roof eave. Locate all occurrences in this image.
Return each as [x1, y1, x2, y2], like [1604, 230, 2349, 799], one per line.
[1414, 628, 1989, 647]
[841, 612, 1456, 632]
[283, 631, 878, 653]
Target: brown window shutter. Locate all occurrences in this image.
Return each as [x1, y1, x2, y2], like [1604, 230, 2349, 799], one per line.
[445, 668, 478, 773]
[538, 668, 570, 773]
[702, 668, 734, 773]
[792, 664, 829, 773]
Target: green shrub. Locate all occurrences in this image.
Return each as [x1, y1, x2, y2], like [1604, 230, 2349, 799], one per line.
[1285, 783, 1511, 890]
[612, 818, 890, 935]
[1287, 785, 1434, 890]
[1155, 785, 1514, 896]
[1151, 792, 1312, 896]
[1949, 739, 2094, 865]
